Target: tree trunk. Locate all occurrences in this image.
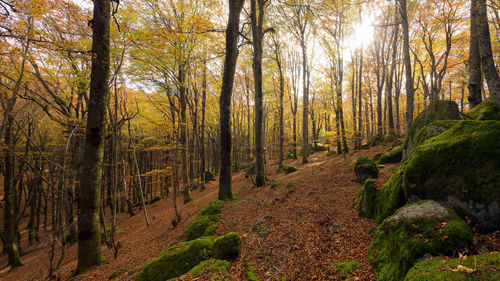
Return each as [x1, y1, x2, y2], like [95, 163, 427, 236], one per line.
[301, 41, 309, 163]
[219, 0, 244, 200]
[76, 0, 110, 272]
[476, 0, 500, 103]
[400, 0, 414, 131]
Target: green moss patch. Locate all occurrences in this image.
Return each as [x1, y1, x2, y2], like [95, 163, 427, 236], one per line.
[186, 258, 231, 279]
[354, 156, 379, 182]
[368, 201, 473, 281]
[358, 179, 376, 218]
[271, 182, 282, 189]
[333, 260, 360, 279]
[278, 165, 298, 174]
[403, 120, 500, 231]
[135, 233, 241, 281]
[245, 258, 261, 281]
[402, 100, 460, 161]
[468, 100, 500, 121]
[327, 150, 336, 157]
[379, 145, 403, 164]
[373, 152, 384, 162]
[404, 251, 500, 281]
[186, 200, 226, 241]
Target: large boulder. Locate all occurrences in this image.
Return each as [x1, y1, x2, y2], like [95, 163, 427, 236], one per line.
[468, 100, 500, 121]
[404, 251, 500, 281]
[358, 179, 376, 218]
[404, 120, 500, 231]
[354, 156, 379, 182]
[186, 200, 226, 241]
[373, 166, 406, 224]
[368, 200, 473, 281]
[402, 100, 460, 161]
[135, 233, 241, 281]
[379, 145, 403, 164]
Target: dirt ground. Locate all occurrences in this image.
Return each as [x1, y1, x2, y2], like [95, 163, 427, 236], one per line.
[0, 145, 396, 280]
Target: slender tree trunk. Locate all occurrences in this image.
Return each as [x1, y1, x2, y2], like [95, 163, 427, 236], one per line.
[301, 41, 309, 163]
[387, 14, 399, 133]
[76, 0, 110, 273]
[400, 0, 414, 131]
[357, 47, 364, 145]
[219, 0, 244, 200]
[476, 0, 500, 103]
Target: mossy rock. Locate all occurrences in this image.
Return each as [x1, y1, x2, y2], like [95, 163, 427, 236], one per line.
[468, 100, 500, 121]
[134, 237, 214, 281]
[367, 134, 384, 147]
[212, 232, 241, 260]
[135, 233, 241, 281]
[379, 145, 403, 164]
[184, 259, 231, 279]
[404, 251, 500, 281]
[203, 171, 215, 182]
[403, 120, 500, 231]
[373, 152, 384, 162]
[280, 165, 298, 174]
[354, 156, 379, 182]
[383, 133, 401, 145]
[402, 100, 460, 161]
[358, 179, 376, 218]
[406, 120, 459, 158]
[368, 200, 473, 281]
[373, 166, 406, 224]
[186, 200, 226, 241]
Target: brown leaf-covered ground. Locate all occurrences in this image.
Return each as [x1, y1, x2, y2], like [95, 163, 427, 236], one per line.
[0, 144, 397, 280]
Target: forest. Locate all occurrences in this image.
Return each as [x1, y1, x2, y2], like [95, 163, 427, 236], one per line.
[0, 0, 499, 280]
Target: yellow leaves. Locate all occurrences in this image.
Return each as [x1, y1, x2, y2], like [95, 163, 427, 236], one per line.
[450, 264, 475, 274]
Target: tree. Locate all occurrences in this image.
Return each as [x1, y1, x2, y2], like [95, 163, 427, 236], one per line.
[76, 0, 110, 273]
[219, 0, 244, 201]
[468, 0, 482, 107]
[476, 0, 500, 103]
[399, 0, 414, 131]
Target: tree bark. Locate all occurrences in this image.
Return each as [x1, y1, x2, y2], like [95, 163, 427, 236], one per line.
[219, 0, 244, 200]
[476, 0, 500, 103]
[76, 0, 110, 273]
[468, 0, 482, 108]
[399, 0, 414, 132]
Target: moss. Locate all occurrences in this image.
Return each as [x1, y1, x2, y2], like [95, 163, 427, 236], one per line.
[271, 182, 282, 189]
[186, 258, 231, 278]
[286, 153, 295, 159]
[373, 152, 384, 162]
[467, 100, 500, 121]
[404, 251, 500, 281]
[367, 134, 384, 147]
[359, 179, 376, 218]
[402, 100, 460, 161]
[379, 145, 403, 164]
[407, 120, 459, 156]
[403, 120, 500, 231]
[368, 201, 473, 281]
[134, 237, 214, 281]
[186, 200, 226, 241]
[327, 150, 336, 156]
[354, 156, 379, 182]
[212, 232, 241, 260]
[108, 267, 129, 280]
[281, 165, 298, 174]
[245, 258, 261, 281]
[333, 260, 360, 279]
[373, 167, 406, 224]
[285, 182, 296, 189]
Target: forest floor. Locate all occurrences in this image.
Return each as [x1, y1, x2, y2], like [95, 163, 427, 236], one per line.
[0, 144, 408, 280]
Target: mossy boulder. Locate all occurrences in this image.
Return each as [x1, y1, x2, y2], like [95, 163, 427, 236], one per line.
[403, 120, 500, 231]
[373, 166, 406, 224]
[358, 179, 376, 218]
[404, 251, 500, 281]
[367, 134, 384, 147]
[402, 100, 460, 161]
[279, 165, 298, 174]
[134, 237, 214, 281]
[186, 200, 226, 241]
[373, 152, 384, 162]
[135, 233, 241, 281]
[354, 156, 379, 182]
[379, 145, 403, 164]
[213, 232, 241, 260]
[183, 259, 231, 280]
[468, 100, 500, 121]
[368, 201, 473, 281]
